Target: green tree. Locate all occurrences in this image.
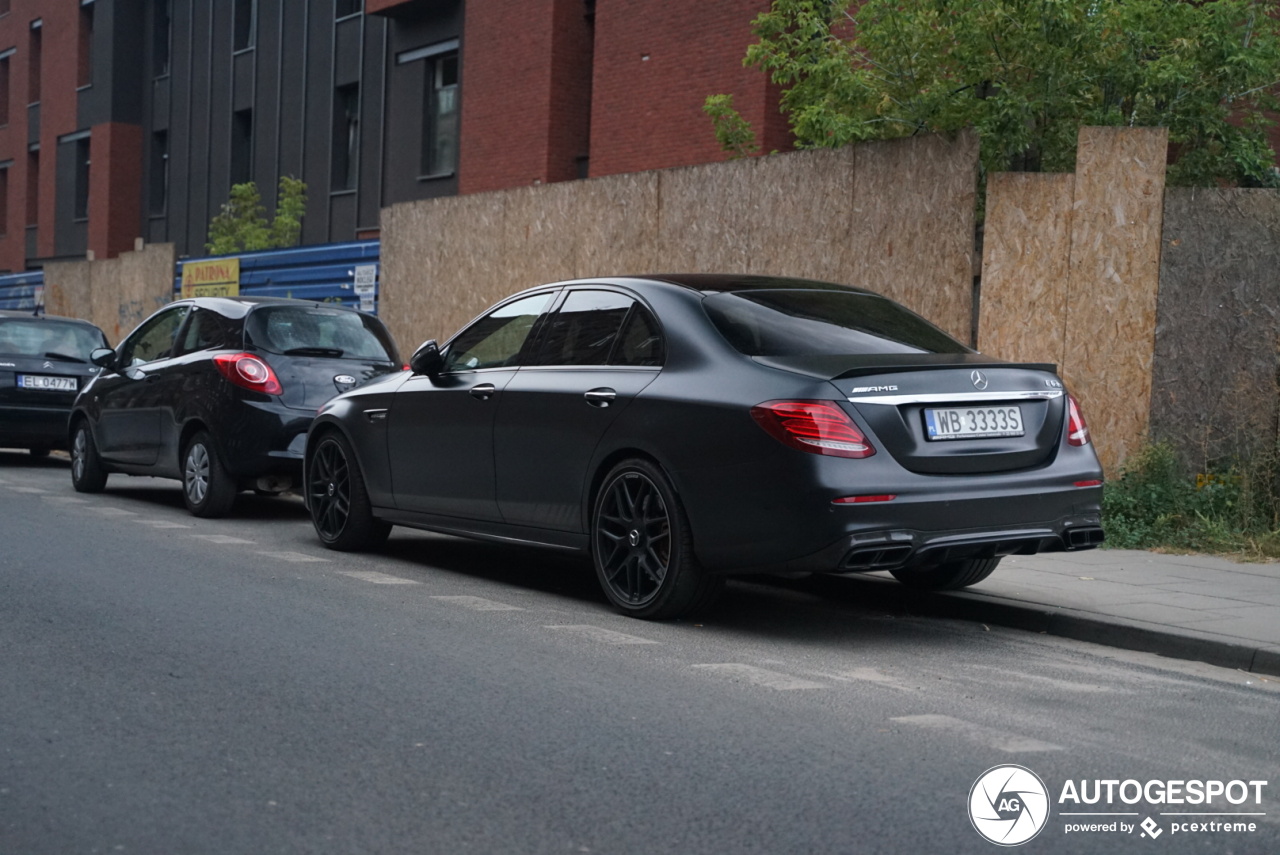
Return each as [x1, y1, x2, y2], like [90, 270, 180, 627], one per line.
[205, 176, 308, 255]
[706, 0, 1280, 186]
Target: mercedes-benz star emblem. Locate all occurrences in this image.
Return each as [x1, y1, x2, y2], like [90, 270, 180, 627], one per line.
[971, 369, 989, 390]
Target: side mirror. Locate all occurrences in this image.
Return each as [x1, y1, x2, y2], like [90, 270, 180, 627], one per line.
[409, 340, 443, 376]
[90, 347, 118, 370]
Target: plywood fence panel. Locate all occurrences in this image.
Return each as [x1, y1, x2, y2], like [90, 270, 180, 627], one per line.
[848, 129, 978, 342]
[655, 158, 758, 273]
[1152, 188, 1280, 470]
[1062, 127, 1167, 473]
[108, 244, 176, 343]
[380, 132, 979, 353]
[742, 147, 854, 282]
[979, 172, 1075, 366]
[43, 261, 93, 331]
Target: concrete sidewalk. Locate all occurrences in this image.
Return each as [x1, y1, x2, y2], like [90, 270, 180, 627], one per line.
[820, 548, 1280, 677]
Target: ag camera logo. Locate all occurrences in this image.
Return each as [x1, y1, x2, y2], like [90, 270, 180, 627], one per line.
[969, 765, 1050, 846]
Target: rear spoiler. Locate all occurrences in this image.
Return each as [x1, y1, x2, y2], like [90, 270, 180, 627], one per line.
[752, 353, 1058, 381]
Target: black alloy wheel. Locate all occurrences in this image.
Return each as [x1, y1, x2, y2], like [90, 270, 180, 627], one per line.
[182, 431, 238, 518]
[890, 557, 1002, 591]
[70, 421, 108, 493]
[592, 459, 722, 620]
[308, 432, 391, 551]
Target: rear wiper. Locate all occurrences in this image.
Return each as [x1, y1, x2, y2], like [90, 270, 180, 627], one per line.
[282, 347, 345, 357]
[44, 351, 88, 363]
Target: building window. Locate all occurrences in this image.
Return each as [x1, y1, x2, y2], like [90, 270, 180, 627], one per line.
[27, 21, 40, 104]
[74, 136, 90, 221]
[336, 0, 361, 18]
[150, 131, 168, 215]
[0, 163, 9, 237]
[152, 0, 171, 77]
[231, 109, 253, 185]
[331, 84, 359, 191]
[77, 2, 94, 88]
[233, 0, 256, 51]
[25, 150, 37, 226]
[0, 51, 11, 126]
[422, 52, 458, 177]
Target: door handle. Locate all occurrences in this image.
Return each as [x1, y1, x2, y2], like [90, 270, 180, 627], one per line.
[469, 383, 497, 400]
[584, 388, 617, 408]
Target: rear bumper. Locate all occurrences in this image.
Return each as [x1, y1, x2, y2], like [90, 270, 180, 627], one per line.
[214, 400, 312, 480]
[763, 512, 1104, 576]
[0, 405, 70, 449]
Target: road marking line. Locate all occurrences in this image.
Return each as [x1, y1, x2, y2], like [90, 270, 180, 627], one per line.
[818, 667, 915, 691]
[431, 595, 522, 611]
[338, 570, 420, 585]
[191, 534, 256, 545]
[41, 495, 89, 504]
[890, 714, 1063, 752]
[543, 625, 659, 645]
[257, 551, 329, 563]
[137, 520, 191, 528]
[9, 486, 47, 493]
[691, 664, 826, 690]
[92, 507, 138, 516]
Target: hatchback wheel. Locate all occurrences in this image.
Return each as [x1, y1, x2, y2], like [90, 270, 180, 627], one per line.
[70, 422, 108, 493]
[592, 459, 722, 620]
[308, 432, 391, 551]
[890, 557, 1001, 591]
[183, 431, 237, 518]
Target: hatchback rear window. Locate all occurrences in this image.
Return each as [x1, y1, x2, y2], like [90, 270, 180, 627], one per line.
[245, 306, 397, 361]
[703, 290, 968, 357]
[0, 319, 106, 360]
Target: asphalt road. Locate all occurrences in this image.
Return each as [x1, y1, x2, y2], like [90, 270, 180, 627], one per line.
[1, 451, 1277, 855]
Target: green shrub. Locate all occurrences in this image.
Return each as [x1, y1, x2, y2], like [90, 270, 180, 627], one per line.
[1102, 441, 1280, 557]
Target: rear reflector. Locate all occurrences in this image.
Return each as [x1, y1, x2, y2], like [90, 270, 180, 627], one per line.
[1067, 395, 1091, 446]
[1074, 479, 1102, 488]
[213, 352, 283, 396]
[832, 495, 896, 504]
[750, 400, 875, 459]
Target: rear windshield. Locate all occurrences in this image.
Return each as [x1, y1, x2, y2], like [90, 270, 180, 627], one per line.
[0, 318, 106, 361]
[245, 306, 398, 362]
[703, 290, 968, 357]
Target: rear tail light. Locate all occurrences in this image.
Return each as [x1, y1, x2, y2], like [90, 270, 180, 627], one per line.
[214, 352, 283, 396]
[750, 400, 875, 459]
[832, 494, 896, 504]
[1067, 394, 1090, 446]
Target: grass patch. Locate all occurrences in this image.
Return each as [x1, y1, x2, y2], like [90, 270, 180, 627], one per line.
[1103, 442, 1280, 559]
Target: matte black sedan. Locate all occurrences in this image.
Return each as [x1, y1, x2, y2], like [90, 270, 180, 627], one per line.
[70, 297, 401, 517]
[0, 310, 109, 457]
[304, 275, 1104, 619]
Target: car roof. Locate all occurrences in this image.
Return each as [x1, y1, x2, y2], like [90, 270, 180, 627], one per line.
[174, 295, 369, 320]
[0, 309, 106, 329]
[639, 273, 880, 296]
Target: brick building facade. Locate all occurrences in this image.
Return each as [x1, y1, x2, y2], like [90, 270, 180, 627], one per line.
[0, 0, 786, 270]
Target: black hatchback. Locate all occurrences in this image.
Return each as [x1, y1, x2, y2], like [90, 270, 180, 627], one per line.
[0, 310, 110, 457]
[69, 297, 401, 517]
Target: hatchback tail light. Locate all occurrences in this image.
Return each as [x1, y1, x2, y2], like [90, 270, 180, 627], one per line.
[1067, 394, 1091, 446]
[214, 352, 283, 396]
[750, 400, 875, 459]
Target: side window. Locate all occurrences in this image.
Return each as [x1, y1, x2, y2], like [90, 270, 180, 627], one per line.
[444, 293, 553, 372]
[120, 306, 190, 367]
[613, 305, 664, 367]
[177, 309, 228, 355]
[537, 290, 635, 366]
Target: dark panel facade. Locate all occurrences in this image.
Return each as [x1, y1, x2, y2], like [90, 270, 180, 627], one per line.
[140, 0, 460, 258]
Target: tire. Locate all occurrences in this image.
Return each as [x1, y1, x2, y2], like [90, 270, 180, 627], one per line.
[591, 458, 722, 620]
[28, 447, 51, 459]
[70, 421, 108, 493]
[890, 557, 1001, 591]
[182, 431, 238, 518]
[307, 432, 391, 551]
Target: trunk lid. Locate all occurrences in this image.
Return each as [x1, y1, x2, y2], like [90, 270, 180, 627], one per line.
[755, 354, 1066, 475]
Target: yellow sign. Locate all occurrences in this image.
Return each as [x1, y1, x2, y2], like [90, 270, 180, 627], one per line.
[181, 258, 240, 298]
